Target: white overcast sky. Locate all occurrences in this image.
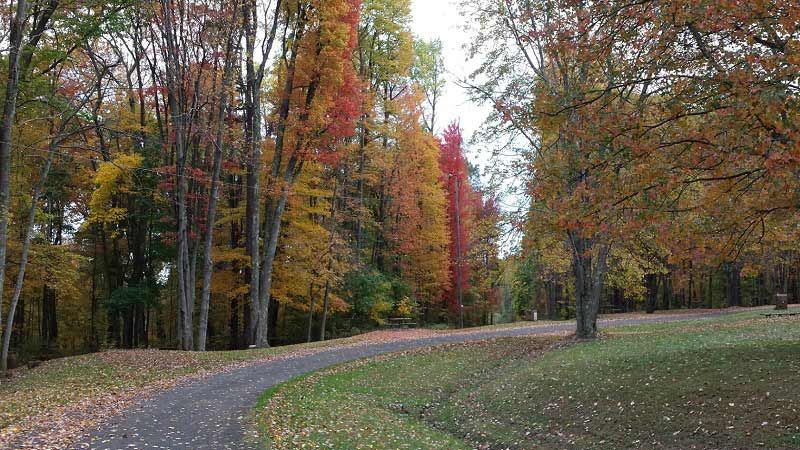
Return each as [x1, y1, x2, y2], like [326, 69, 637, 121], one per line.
[410, 0, 491, 169]
[412, 1, 525, 252]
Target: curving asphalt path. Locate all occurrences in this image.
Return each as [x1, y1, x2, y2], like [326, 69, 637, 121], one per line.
[73, 310, 738, 450]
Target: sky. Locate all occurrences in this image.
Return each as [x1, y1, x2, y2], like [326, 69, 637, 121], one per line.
[410, 0, 491, 168]
[411, 1, 525, 253]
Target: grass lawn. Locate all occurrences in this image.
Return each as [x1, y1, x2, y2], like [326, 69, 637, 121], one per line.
[254, 309, 800, 449]
[0, 319, 566, 448]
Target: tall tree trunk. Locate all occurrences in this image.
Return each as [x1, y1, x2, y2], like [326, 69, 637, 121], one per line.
[1, 131, 56, 374]
[41, 285, 57, 348]
[159, 0, 198, 350]
[253, 13, 309, 347]
[725, 262, 741, 307]
[229, 176, 242, 350]
[546, 278, 558, 320]
[90, 244, 98, 350]
[319, 175, 340, 341]
[197, 14, 240, 351]
[306, 283, 315, 343]
[243, 0, 282, 347]
[178, 126, 193, 345]
[688, 263, 694, 308]
[0, 0, 28, 329]
[319, 280, 332, 341]
[243, 3, 263, 347]
[174, 115, 193, 350]
[255, 167, 298, 347]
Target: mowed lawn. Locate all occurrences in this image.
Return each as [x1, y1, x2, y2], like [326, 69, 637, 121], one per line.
[254, 310, 800, 450]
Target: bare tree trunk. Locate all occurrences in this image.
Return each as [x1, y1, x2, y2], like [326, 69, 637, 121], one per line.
[255, 171, 297, 347]
[252, 11, 308, 347]
[1, 132, 56, 374]
[197, 9, 240, 351]
[319, 280, 331, 341]
[688, 261, 694, 308]
[243, 0, 263, 346]
[454, 177, 464, 328]
[319, 176, 339, 342]
[306, 283, 315, 343]
[725, 262, 742, 307]
[176, 146, 194, 350]
[243, 0, 282, 347]
[0, 0, 28, 329]
[663, 271, 673, 309]
[159, 0, 194, 350]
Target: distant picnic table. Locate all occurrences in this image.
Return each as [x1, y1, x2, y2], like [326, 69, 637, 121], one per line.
[385, 317, 417, 329]
[761, 311, 799, 318]
[762, 293, 794, 317]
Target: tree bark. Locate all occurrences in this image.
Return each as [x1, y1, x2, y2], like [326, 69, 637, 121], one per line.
[243, 0, 282, 347]
[568, 231, 609, 339]
[319, 280, 331, 341]
[197, 10, 240, 351]
[306, 283, 315, 343]
[1, 130, 56, 374]
[662, 272, 673, 310]
[725, 262, 742, 307]
[0, 0, 28, 330]
[544, 277, 557, 320]
[318, 173, 341, 341]
[253, 10, 310, 347]
[255, 166, 297, 347]
[160, 0, 194, 350]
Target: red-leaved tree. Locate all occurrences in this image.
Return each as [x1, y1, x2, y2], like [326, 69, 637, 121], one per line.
[439, 122, 472, 326]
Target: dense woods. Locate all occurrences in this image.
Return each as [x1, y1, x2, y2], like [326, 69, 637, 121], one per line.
[0, 0, 797, 372]
[0, 0, 503, 371]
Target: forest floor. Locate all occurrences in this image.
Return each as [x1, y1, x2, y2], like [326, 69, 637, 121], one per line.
[0, 306, 781, 449]
[256, 307, 800, 450]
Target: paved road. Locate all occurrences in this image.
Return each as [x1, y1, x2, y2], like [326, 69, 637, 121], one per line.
[74, 311, 733, 450]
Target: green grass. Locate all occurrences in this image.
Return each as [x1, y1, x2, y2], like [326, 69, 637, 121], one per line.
[0, 318, 567, 440]
[254, 336, 563, 449]
[254, 310, 800, 449]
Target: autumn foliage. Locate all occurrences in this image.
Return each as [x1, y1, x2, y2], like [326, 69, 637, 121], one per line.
[0, 0, 502, 369]
[467, 0, 800, 335]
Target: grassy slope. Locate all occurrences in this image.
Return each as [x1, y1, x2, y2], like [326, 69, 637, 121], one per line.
[0, 320, 559, 447]
[254, 309, 800, 450]
[0, 306, 727, 434]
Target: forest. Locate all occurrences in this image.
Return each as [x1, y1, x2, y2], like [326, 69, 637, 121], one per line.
[0, 0, 797, 375]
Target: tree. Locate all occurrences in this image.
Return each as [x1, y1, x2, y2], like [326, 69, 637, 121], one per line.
[465, 0, 653, 337]
[197, 0, 242, 351]
[0, 0, 127, 373]
[250, 0, 362, 347]
[242, 0, 283, 347]
[439, 122, 471, 327]
[0, 0, 28, 335]
[385, 91, 449, 321]
[411, 38, 445, 134]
